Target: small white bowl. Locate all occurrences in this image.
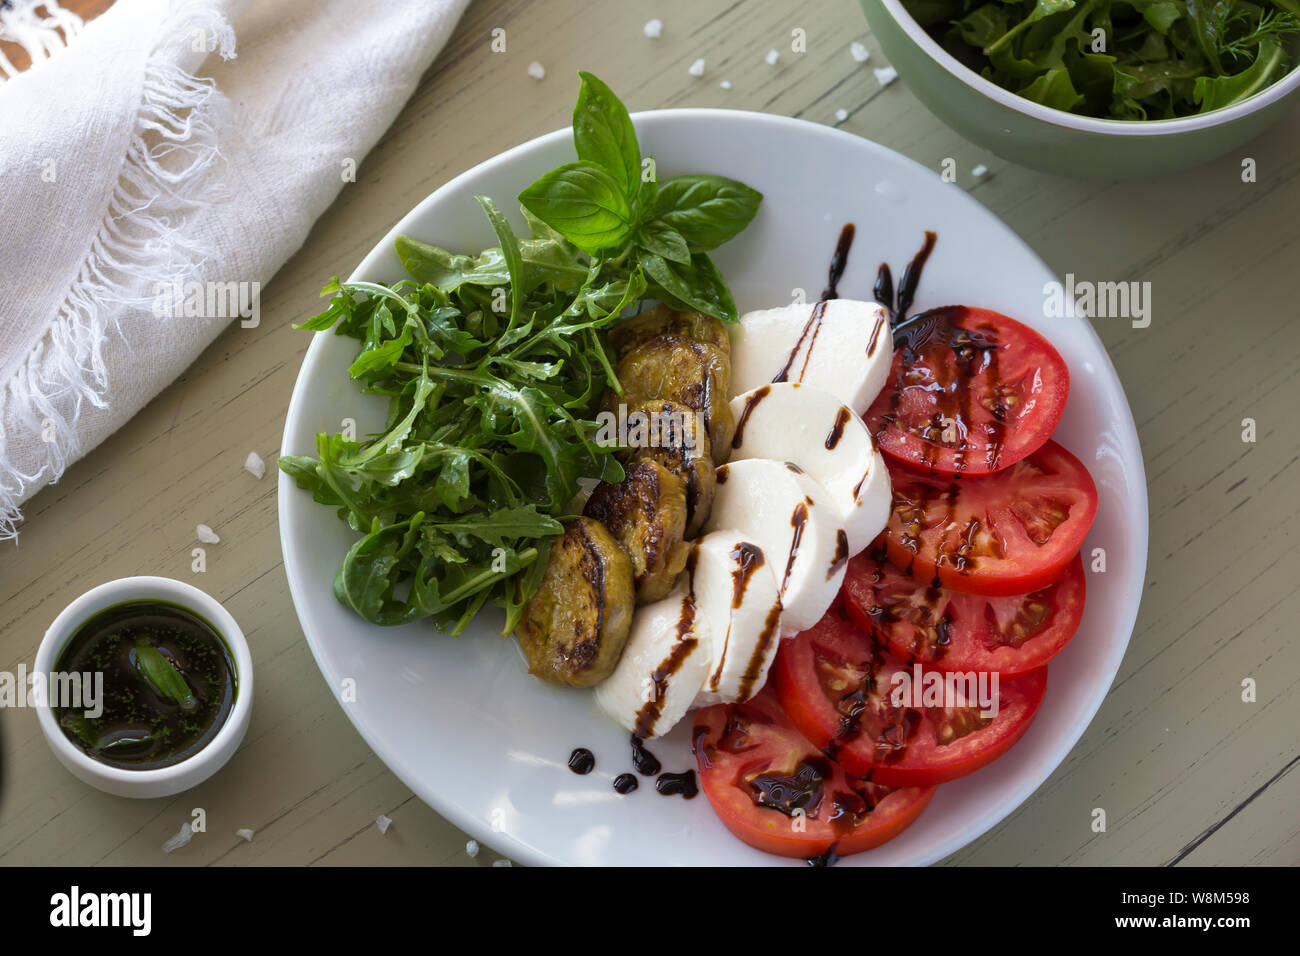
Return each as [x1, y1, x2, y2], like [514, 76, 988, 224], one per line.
[34, 576, 253, 799]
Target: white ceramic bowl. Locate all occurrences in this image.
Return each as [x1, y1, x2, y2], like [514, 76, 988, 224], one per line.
[35, 576, 253, 799]
[279, 109, 1148, 865]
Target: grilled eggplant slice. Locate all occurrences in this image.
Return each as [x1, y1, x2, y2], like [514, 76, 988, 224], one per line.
[624, 398, 716, 537]
[514, 517, 636, 687]
[612, 335, 735, 464]
[609, 304, 731, 359]
[584, 459, 691, 604]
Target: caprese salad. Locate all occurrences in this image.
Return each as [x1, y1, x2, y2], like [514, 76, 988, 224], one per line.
[284, 71, 1098, 866]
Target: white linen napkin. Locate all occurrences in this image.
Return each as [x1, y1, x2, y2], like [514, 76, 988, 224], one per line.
[0, 0, 470, 539]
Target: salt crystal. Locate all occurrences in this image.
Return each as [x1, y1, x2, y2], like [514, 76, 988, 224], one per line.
[971, 163, 990, 179]
[235, 828, 255, 842]
[850, 41, 870, 63]
[834, 108, 849, 122]
[874, 65, 898, 87]
[527, 61, 545, 81]
[243, 451, 265, 480]
[492, 858, 513, 867]
[643, 18, 662, 39]
[719, 79, 732, 90]
[466, 839, 480, 858]
[765, 48, 780, 66]
[196, 524, 220, 544]
[162, 822, 193, 853]
[376, 814, 392, 834]
[688, 58, 706, 77]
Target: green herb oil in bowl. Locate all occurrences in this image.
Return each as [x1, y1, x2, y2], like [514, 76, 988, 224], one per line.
[52, 601, 237, 770]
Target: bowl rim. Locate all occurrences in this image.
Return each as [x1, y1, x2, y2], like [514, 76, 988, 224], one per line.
[877, 0, 1300, 135]
[278, 106, 1150, 866]
[33, 576, 253, 789]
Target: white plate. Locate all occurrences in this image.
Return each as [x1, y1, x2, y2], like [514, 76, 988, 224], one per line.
[278, 110, 1148, 866]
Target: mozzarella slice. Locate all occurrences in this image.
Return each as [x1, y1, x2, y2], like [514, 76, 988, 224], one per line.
[703, 458, 847, 636]
[728, 383, 890, 555]
[690, 530, 784, 707]
[727, 298, 892, 413]
[594, 578, 712, 739]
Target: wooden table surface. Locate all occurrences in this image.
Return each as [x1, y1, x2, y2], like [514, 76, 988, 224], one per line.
[2, 0, 1297, 867]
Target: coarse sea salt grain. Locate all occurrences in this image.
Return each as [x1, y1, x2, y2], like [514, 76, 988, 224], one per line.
[874, 65, 898, 87]
[688, 58, 706, 77]
[719, 79, 732, 90]
[376, 814, 393, 835]
[527, 61, 545, 80]
[644, 18, 662, 39]
[850, 41, 870, 63]
[196, 524, 220, 544]
[244, 451, 265, 480]
[765, 48, 780, 66]
[163, 823, 193, 853]
[834, 108, 849, 122]
[466, 839, 480, 858]
[235, 828, 255, 842]
[971, 164, 990, 179]
[492, 858, 513, 867]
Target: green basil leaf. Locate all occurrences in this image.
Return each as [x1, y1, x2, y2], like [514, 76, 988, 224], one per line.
[518, 161, 634, 253]
[573, 71, 642, 198]
[133, 642, 197, 709]
[653, 175, 763, 253]
[639, 249, 738, 323]
[637, 219, 692, 265]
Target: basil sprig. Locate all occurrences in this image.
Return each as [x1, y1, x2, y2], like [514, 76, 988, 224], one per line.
[520, 71, 761, 323]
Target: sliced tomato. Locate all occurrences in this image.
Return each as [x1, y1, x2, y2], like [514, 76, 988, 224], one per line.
[693, 685, 936, 859]
[843, 544, 1086, 676]
[772, 611, 1048, 786]
[883, 439, 1097, 597]
[865, 306, 1069, 477]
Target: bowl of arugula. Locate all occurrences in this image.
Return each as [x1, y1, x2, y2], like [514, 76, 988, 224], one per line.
[860, 0, 1300, 178]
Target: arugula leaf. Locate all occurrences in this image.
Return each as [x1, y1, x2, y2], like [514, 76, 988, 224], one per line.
[985, 0, 1077, 55]
[653, 175, 764, 253]
[1195, 34, 1288, 109]
[519, 161, 634, 253]
[1017, 67, 1088, 110]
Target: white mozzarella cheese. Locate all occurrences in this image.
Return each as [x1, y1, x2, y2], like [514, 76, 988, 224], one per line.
[727, 382, 890, 555]
[702, 458, 847, 636]
[594, 578, 712, 739]
[689, 530, 784, 707]
[727, 298, 893, 414]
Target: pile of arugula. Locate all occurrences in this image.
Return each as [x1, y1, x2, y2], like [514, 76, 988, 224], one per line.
[279, 73, 761, 635]
[905, 0, 1300, 118]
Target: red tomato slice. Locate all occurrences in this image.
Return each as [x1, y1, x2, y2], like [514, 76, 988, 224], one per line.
[843, 544, 1087, 676]
[883, 439, 1098, 597]
[772, 611, 1048, 786]
[865, 306, 1069, 477]
[693, 684, 936, 859]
